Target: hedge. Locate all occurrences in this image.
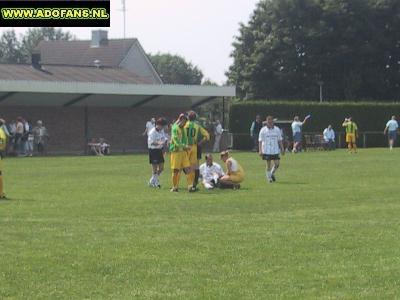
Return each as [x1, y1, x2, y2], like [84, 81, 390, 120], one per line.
[229, 101, 400, 149]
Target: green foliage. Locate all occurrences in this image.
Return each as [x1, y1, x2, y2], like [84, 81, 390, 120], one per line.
[0, 27, 74, 64]
[229, 101, 400, 149]
[148, 53, 203, 85]
[227, 0, 400, 101]
[1, 152, 400, 298]
[0, 30, 24, 64]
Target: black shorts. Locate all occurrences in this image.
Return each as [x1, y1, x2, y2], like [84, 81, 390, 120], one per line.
[262, 154, 280, 161]
[197, 145, 202, 160]
[149, 149, 164, 164]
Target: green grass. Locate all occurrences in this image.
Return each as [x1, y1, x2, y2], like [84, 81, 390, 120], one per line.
[1, 149, 400, 299]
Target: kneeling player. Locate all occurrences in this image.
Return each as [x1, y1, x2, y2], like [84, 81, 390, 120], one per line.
[259, 115, 284, 183]
[199, 153, 224, 189]
[147, 118, 168, 188]
[219, 151, 244, 189]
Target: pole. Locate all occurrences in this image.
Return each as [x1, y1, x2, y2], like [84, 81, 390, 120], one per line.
[84, 106, 89, 154]
[222, 97, 225, 128]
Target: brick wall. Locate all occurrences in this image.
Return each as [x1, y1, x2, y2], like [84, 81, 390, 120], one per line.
[0, 106, 179, 154]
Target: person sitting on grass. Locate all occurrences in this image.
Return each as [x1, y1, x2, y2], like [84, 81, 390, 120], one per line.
[199, 153, 225, 190]
[219, 151, 245, 189]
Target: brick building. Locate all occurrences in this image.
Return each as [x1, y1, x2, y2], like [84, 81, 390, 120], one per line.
[0, 30, 235, 154]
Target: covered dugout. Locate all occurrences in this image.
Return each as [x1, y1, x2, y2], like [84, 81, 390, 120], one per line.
[0, 71, 235, 154]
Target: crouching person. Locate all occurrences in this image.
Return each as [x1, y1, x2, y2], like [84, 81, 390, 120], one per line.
[199, 153, 225, 190]
[219, 151, 245, 189]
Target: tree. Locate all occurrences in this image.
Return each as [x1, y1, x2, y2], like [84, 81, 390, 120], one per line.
[0, 27, 73, 64]
[20, 27, 74, 61]
[0, 30, 24, 63]
[148, 53, 203, 85]
[227, 0, 400, 101]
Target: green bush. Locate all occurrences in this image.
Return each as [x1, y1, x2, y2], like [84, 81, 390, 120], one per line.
[229, 101, 400, 149]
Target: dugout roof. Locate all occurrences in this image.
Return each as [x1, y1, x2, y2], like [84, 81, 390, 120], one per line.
[0, 78, 235, 108]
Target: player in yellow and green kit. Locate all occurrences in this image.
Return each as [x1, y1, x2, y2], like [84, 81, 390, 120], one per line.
[0, 118, 8, 199]
[342, 117, 358, 153]
[185, 111, 210, 190]
[169, 113, 195, 192]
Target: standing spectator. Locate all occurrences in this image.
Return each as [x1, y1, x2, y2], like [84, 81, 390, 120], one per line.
[250, 115, 263, 151]
[143, 117, 156, 136]
[383, 115, 398, 150]
[15, 117, 24, 155]
[213, 120, 223, 153]
[323, 125, 335, 150]
[33, 120, 49, 156]
[7, 120, 16, 155]
[0, 118, 7, 199]
[291, 115, 310, 153]
[342, 117, 358, 153]
[25, 120, 34, 157]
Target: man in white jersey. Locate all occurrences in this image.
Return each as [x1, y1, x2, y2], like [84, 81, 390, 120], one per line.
[259, 116, 285, 183]
[199, 153, 225, 189]
[383, 115, 399, 150]
[143, 117, 156, 136]
[147, 118, 168, 188]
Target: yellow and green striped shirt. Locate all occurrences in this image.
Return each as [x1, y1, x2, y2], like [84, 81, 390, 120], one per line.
[342, 121, 358, 134]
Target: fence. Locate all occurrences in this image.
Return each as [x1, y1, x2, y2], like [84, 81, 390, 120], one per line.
[232, 131, 392, 150]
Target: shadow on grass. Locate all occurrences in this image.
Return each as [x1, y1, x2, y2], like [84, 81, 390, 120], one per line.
[0, 197, 36, 202]
[275, 181, 308, 185]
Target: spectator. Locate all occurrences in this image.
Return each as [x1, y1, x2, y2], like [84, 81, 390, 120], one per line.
[143, 117, 156, 136]
[15, 117, 24, 155]
[25, 120, 34, 157]
[99, 138, 110, 155]
[7, 120, 16, 155]
[291, 115, 310, 153]
[199, 153, 225, 189]
[250, 115, 263, 151]
[383, 115, 398, 150]
[213, 120, 223, 153]
[323, 125, 335, 150]
[0, 118, 7, 199]
[33, 120, 49, 156]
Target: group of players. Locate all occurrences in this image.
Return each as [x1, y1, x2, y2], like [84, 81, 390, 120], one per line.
[147, 111, 245, 192]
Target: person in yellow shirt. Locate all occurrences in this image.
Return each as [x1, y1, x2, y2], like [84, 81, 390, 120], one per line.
[219, 151, 245, 189]
[0, 118, 8, 199]
[169, 113, 195, 192]
[184, 111, 210, 190]
[342, 117, 358, 153]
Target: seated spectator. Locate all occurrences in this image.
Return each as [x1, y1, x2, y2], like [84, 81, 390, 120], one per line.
[219, 151, 245, 189]
[88, 138, 102, 156]
[199, 153, 225, 190]
[323, 125, 335, 150]
[99, 138, 110, 155]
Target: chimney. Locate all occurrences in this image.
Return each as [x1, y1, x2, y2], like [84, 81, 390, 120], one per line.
[91, 30, 108, 47]
[31, 52, 41, 69]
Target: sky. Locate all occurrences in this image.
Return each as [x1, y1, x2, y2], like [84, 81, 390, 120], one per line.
[0, 0, 259, 85]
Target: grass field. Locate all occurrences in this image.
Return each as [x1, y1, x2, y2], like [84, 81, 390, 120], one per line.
[1, 149, 400, 299]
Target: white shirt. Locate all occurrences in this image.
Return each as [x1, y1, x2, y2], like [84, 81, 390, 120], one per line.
[199, 162, 224, 182]
[147, 127, 167, 149]
[227, 157, 240, 172]
[145, 121, 155, 136]
[323, 128, 335, 141]
[291, 121, 303, 134]
[386, 120, 399, 131]
[214, 124, 223, 135]
[258, 126, 283, 155]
